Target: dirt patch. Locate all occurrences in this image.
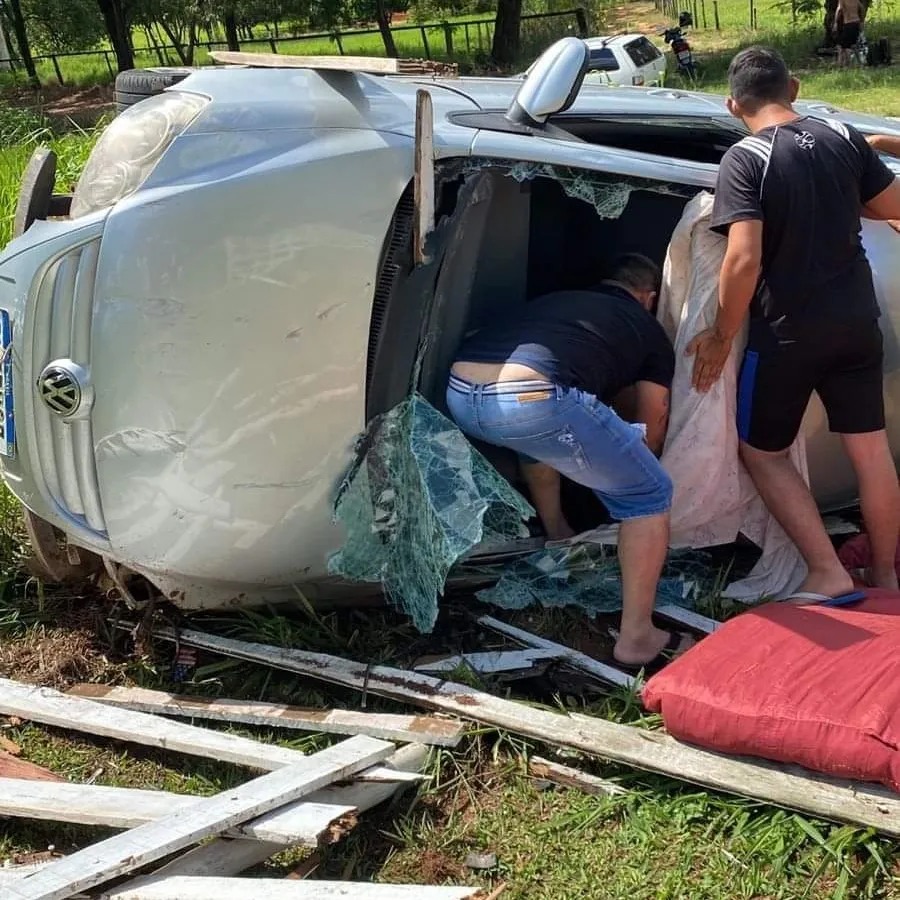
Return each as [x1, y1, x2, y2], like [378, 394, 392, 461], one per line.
[417, 849, 468, 883]
[2, 83, 114, 128]
[0, 618, 124, 689]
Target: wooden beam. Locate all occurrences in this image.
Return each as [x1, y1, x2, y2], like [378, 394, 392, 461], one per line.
[67, 684, 464, 748]
[4, 736, 393, 900]
[654, 604, 720, 635]
[477, 616, 634, 688]
[162, 626, 900, 838]
[529, 756, 627, 797]
[413, 649, 559, 675]
[209, 51, 456, 77]
[413, 88, 435, 266]
[0, 778, 356, 846]
[102, 876, 481, 899]
[0, 678, 413, 784]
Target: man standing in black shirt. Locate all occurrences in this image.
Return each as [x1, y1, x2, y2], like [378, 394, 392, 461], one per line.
[689, 47, 900, 601]
[447, 254, 693, 672]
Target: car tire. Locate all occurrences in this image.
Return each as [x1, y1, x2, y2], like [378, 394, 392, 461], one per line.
[114, 67, 196, 114]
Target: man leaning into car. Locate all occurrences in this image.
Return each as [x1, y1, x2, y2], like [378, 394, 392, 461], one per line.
[688, 46, 900, 603]
[446, 254, 693, 674]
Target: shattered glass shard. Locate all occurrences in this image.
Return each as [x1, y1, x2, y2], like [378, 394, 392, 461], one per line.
[328, 393, 534, 633]
[464, 158, 695, 219]
[467, 543, 707, 616]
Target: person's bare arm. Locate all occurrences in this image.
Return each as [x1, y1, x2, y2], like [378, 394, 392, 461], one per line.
[687, 220, 762, 393]
[862, 179, 900, 222]
[867, 134, 900, 157]
[633, 381, 670, 456]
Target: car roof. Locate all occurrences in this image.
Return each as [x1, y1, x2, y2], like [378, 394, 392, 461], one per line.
[584, 34, 651, 48]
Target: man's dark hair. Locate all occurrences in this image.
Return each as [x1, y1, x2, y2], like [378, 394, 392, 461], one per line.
[606, 252, 661, 294]
[727, 46, 792, 110]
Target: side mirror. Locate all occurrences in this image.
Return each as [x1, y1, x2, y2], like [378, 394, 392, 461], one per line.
[506, 37, 590, 127]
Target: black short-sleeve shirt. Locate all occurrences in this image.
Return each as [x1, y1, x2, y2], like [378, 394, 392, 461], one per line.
[710, 116, 895, 327]
[455, 286, 675, 402]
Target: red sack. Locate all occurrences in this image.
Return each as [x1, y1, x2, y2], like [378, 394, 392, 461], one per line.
[643, 590, 900, 791]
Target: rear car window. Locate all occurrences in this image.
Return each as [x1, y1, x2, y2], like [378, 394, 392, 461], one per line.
[588, 47, 620, 71]
[624, 37, 662, 67]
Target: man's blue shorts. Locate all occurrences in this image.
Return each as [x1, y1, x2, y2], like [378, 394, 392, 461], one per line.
[446, 375, 672, 521]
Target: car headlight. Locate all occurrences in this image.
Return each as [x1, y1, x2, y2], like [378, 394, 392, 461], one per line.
[70, 91, 209, 218]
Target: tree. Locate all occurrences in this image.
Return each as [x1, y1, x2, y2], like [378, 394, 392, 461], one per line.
[23, 0, 106, 54]
[0, 0, 38, 85]
[95, 0, 135, 71]
[374, 0, 397, 56]
[491, 0, 521, 67]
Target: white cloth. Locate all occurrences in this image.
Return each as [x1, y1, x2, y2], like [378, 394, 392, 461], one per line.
[656, 191, 807, 601]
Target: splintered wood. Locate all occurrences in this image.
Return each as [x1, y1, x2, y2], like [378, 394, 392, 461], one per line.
[5, 737, 394, 900]
[161, 626, 900, 838]
[67, 683, 464, 747]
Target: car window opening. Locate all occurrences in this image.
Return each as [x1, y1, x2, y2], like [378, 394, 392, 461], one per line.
[366, 161, 702, 546]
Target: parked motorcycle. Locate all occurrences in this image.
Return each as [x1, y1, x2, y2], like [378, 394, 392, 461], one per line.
[664, 24, 696, 80]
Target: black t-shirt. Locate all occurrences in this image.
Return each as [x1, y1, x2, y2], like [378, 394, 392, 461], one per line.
[710, 116, 895, 329]
[455, 286, 675, 403]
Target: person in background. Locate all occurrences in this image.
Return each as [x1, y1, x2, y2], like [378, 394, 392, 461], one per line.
[834, 0, 865, 66]
[446, 254, 693, 672]
[688, 47, 900, 602]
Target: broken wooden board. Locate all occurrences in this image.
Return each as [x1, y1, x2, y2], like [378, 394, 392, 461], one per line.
[477, 616, 634, 687]
[209, 50, 458, 77]
[162, 626, 900, 838]
[0, 678, 415, 784]
[102, 876, 481, 899]
[5, 735, 393, 900]
[530, 756, 627, 797]
[654, 604, 720, 635]
[413, 649, 559, 675]
[0, 749, 63, 782]
[67, 684, 463, 748]
[0, 778, 357, 846]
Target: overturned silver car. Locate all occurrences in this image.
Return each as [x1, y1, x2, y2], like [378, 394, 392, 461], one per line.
[0, 40, 898, 610]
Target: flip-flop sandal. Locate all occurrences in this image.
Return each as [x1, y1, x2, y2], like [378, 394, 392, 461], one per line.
[783, 590, 866, 608]
[613, 631, 693, 676]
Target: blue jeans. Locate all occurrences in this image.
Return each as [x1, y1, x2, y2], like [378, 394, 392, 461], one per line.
[446, 375, 672, 521]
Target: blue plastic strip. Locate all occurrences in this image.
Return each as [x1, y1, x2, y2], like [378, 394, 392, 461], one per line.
[736, 350, 759, 443]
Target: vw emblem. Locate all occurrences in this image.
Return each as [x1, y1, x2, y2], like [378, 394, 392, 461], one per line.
[38, 363, 82, 417]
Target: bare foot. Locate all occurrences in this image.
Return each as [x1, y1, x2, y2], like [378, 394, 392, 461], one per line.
[613, 626, 694, 668]
[867, 567, 899, 591]
[784, 567, 856, 605]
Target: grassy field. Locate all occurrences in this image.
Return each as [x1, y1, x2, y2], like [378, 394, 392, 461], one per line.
[1, 5, 900, 895]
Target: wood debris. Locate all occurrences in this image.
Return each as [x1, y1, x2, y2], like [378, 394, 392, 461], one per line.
[209, 50, 458, 77]
[529, 756, 627, 797]
[157, 625, 900, 838]
[67, 683, 464, 747]
[0, 749, 63, 782]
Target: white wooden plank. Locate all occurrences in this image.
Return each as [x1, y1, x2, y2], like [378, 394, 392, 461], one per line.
[0, 678, 411, 784]
[210, 50, 404, 72]
[654, 604, 720, 635]
[164, 626, 900, 838]
[67, 684, 463, 748]
[414, 648, 559, 675]
[144, 743, 431, 880]
[477, 616, 634, 687]
[103, 876, 480, 899]
[529, 756, 627, 797]
[5, 735, 393, 900]
[0, 778, 356, 846]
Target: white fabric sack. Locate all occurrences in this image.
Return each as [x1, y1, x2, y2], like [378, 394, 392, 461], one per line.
[657, 190, 807, 601]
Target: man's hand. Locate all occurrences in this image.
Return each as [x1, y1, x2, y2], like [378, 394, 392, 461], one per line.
[686, 328, 733, 393]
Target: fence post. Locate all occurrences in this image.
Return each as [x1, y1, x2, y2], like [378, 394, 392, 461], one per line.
[51, 54, 64, 85]
[713, 0, 720, 28]
[574, 7, 589, 36]
[464, 22, 471, 53]
[442, 23, 454, 58]
[103, 50, 114, 77]
[700, 0, 707, 28]
[420, 25, 431, 58]
[334, 31, 344, 54]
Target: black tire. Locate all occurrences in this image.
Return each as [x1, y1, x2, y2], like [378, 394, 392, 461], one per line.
[114, 67, 196, 113]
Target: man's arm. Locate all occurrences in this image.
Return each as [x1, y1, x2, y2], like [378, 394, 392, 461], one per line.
[862, 135, 900, 228]
[867, 134, 900, 156]
[687, 219, 762, 393]
[633, 381, 670, 456]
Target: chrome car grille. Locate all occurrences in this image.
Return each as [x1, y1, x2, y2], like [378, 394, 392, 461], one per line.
[31, 239, 106, 535]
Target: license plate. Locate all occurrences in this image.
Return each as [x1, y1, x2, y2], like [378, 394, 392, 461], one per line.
[0, 310, 16, 458]
[677, 49, 692, 62]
